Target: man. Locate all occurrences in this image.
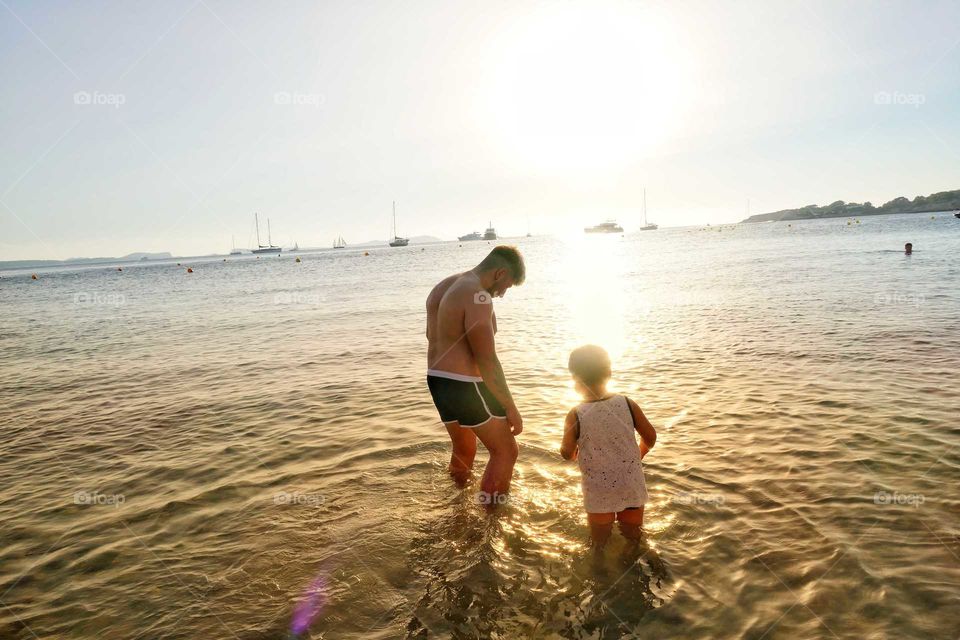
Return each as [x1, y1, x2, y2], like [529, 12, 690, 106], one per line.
[425, 246, 525, 504]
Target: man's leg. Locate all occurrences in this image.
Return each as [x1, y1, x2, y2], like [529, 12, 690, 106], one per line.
[444, 421, 477, 487]
[472, 417, 519, 507]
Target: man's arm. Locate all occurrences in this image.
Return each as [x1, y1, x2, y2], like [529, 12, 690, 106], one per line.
[464, 296, 523, 434]
[626, 397, 656, 458]
[559, 408, 579, 460]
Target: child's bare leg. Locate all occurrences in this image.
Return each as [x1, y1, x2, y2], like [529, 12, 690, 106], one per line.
[587, 513, 615, 550]
[616, 506, 644, 542]
[444, 422, 477, 487]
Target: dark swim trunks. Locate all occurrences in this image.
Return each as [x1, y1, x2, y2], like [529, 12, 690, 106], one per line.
[426, 370, 506, 428]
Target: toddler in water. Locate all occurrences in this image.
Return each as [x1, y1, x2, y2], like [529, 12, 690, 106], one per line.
[560, 345, 657, 547]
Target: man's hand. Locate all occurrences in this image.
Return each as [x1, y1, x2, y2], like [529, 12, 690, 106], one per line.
[506, 404, 523, 435]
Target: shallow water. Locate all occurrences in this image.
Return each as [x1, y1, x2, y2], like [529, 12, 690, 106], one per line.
[1, 213, 958, 639]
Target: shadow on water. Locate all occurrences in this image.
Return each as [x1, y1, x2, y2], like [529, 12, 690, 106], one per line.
[403, 475, 672, 639]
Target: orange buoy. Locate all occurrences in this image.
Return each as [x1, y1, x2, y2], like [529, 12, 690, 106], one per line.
[364, 251, 369, 256]
[31, 274, 38, 280]
[186, 268, 193, 273]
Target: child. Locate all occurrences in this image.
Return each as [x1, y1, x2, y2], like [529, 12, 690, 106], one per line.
[560, 345, 657, 547]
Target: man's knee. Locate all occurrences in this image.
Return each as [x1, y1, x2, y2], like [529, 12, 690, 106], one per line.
[507, 438, 519, 463]
[490, 436, 519, 464]
[452, 437, 477, 457]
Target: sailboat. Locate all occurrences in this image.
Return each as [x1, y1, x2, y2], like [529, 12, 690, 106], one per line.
[229, 235, 242, 255]
[252, 213, 282, 253]
[389, 201, 409, 247]
[333, 235, 346, 249]
[640, 188, 658, 231]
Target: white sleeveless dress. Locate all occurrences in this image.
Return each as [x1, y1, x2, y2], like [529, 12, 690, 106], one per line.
[575, 395, 648, 513]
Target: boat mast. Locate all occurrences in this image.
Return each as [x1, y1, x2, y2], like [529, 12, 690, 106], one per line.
[393, 201, 397, 239]
[267, 218, 272, 246]
[255, 213, 262, 247]
[643, 188, 647, 226]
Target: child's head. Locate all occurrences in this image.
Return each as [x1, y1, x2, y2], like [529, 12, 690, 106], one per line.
[568, 345, 612, 396]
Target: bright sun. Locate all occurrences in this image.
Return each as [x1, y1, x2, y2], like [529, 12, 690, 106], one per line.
[484, 3, 696, 173]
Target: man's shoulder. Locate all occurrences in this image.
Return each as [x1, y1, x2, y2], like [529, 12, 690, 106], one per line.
[429, 273, 462, 301]
[441, 273, 482, 300]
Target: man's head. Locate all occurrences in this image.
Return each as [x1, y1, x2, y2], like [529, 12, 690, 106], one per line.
[905, 242, 913, 254]
[568, 344, 612, 391]
[476, 245, 525, 298]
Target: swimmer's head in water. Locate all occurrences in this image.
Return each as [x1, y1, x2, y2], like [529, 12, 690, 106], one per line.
[568, 344, 612, 390]
[477, 245, 526, 297]
[905, 242, 913, 254]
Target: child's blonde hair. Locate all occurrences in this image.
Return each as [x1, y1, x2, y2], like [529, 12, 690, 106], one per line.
[568, 345, 611, 385]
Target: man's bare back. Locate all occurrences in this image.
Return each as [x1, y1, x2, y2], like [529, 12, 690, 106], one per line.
[426, 271, 496, 377]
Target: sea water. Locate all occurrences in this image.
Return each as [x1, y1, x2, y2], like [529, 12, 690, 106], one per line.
[1, 213, 958, 638]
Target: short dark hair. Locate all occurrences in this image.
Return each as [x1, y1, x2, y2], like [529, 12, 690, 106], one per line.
[477, 245, 525, 284]
[568, 345, 611, 385]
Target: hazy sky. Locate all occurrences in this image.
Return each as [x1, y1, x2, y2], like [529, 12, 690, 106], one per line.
[2, 0, 959, 259]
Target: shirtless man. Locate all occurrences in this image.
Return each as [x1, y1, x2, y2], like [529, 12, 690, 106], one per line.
[426, 246, 526, 503]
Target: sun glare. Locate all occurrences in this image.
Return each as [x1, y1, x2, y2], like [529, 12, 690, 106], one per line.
[484, 4, 695, 173]
[553, 234, 633, 408]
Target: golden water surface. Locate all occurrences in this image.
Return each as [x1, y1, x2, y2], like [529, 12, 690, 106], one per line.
[1, 213, 958, 639]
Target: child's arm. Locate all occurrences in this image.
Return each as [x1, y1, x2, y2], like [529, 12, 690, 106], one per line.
[559, 408, 579, 461]
[626, 398, 657, 458]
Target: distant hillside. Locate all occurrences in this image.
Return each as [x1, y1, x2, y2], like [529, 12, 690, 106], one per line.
[122, 252, 173, 261]
[1, 252, 173, 270]
[743, 189, 960, 223]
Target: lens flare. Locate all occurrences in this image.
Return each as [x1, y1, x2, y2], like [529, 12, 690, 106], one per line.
[290, 574, 327, 636]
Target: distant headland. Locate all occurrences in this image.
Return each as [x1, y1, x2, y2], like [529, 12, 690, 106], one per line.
[0, 252, 174, 270]
[742, 188, 960, 223]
